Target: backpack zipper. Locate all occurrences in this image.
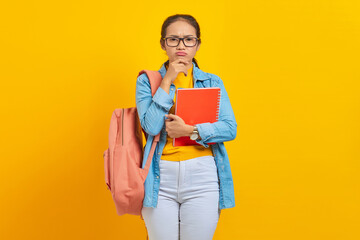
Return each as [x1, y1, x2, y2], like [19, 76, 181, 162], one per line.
[122, 108, 124, 146]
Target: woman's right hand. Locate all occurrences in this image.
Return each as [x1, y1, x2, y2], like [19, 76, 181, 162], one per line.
[163, 59, 192, 84]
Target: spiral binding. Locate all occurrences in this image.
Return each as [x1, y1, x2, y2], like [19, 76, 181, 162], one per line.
[216, 88, 221, 121]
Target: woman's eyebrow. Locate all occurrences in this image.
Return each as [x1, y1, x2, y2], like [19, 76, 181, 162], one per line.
[168, 34, 195, 37]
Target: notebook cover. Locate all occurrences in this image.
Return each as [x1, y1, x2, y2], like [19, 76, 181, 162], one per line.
[173, 87, 220, 147]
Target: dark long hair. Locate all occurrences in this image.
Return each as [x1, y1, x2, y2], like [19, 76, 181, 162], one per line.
[160, 14, 201, 69]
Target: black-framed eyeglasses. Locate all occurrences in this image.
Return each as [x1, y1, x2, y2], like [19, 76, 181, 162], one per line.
[162, 37, 199, 47]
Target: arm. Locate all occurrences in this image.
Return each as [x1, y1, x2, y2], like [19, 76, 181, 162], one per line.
[194, 75, 237, 148]
[135, 73, 174, 136]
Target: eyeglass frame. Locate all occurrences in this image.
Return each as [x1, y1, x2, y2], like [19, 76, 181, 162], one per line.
[161, 36, 200, 47]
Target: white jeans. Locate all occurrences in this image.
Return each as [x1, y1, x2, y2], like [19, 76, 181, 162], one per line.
[142, 155, 220, 240]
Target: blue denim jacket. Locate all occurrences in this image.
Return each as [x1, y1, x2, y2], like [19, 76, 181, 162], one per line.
[135, 61, 237, 209]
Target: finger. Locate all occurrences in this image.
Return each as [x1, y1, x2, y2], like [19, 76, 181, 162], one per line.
[168, 114, 179, 120]
[165, 114, 171, 119]
[173, 115, 183, 122]
[178, 59, 188, 65]
[167, 113, 176, 118]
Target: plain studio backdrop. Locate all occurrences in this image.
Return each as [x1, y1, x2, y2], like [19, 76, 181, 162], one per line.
[0, 1, 359, 239]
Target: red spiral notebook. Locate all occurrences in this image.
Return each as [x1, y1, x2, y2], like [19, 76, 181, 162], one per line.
[173, 87, 221, 147]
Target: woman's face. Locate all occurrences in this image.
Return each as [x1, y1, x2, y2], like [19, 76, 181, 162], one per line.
[161, 20, 201, 64]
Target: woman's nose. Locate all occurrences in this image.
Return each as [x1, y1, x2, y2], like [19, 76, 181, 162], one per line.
[177, 40, 186, 49]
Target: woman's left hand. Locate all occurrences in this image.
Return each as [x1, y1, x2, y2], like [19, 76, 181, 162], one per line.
[165, 114, 192, 138]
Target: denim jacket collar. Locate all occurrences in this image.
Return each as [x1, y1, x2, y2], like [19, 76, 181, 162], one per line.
[158, 61, 211, 82]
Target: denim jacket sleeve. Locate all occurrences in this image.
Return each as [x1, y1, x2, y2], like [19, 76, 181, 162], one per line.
[135, 73, 174, 136]
[195, 75, 237, 148]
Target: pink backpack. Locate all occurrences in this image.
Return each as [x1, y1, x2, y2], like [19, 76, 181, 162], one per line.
[103, 70, 162, 216]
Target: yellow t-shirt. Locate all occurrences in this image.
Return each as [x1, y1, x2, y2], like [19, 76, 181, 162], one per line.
[161, 63, 213, 161]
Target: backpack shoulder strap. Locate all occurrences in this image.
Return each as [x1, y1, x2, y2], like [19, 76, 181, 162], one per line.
[137, 70, 163, 96]
[137, 70, 162, 143]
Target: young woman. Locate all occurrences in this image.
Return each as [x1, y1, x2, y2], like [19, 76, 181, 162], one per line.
[135, 14, 237, 240]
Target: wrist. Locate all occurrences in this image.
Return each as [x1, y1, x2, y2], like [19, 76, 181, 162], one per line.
[160, 78, 172, 87]
[163, 75, 174, 84]
[186, 125, 194, 137]
[188, 125, 201, 141]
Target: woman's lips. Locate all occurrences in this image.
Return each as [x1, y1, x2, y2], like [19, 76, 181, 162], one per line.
[176, 52, 187, 56]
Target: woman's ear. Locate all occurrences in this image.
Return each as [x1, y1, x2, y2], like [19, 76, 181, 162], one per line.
[160, 41, 166, 51]
[196, 42, 201, 51]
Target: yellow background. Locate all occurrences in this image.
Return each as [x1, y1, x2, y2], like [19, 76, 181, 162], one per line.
[1, 0, 359, 239]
